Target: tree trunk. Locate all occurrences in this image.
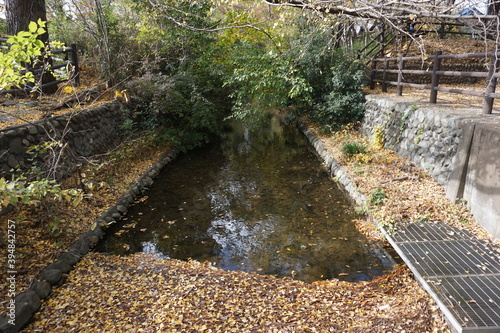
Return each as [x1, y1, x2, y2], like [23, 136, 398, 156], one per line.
[5, 0, 58, 94]
[6, 0, 48, 42]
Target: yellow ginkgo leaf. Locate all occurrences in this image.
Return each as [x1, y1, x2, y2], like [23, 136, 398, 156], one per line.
[62, 86, 74, 94]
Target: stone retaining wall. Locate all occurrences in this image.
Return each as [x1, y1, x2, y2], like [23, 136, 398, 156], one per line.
[362, 95, 464, 185]
[362, 95, 500, 238]
[0, 101, 124, 178]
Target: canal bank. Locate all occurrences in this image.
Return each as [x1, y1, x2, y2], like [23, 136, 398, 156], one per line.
[300, 116, 500, 332]
[362, 94, 500, 240]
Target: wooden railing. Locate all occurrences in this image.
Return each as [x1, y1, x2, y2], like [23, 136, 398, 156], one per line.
[367, 50, 500, 114]
[0, 38, 79, 95]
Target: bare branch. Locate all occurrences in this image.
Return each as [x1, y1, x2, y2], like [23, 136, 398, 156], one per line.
[262, 0, 500, 20]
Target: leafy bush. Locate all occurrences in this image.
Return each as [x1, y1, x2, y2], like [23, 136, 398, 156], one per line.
[0, 176, 82, 210]
[223, 41, 312, 123]
[311, 57, 366, 130]
[124, 68, 228, 150]
[284, 17, 367, 130]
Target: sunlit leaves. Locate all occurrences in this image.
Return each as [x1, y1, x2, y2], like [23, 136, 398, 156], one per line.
[0, 20, 47, 91]
[222, 40, 312, 122]
[0, 176, 83, 210]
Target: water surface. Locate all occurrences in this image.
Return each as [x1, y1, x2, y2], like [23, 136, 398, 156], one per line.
[98, 117, 392, 282]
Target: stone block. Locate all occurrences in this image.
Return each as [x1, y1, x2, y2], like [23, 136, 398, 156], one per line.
[30, 281, 52, 299]
[41, 269, 62, 285]
[46, 259, 72, 273]
[57, 251, 81, 266]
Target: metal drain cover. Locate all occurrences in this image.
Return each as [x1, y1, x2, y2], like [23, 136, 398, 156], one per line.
[382, 221, 500, 332]
[426, 275, 500, 329]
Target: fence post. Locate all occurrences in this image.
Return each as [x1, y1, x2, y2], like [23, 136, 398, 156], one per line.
[380, 24, 386, 57]
[439, 23, 445, 39]
[70, 44, 80, 86]
[430, 51, 442, 103]
[369, 57, 377, 90]
[397, 53, 404, 96]
[382, 58, 388, 92]
[483, 48, 499, 114]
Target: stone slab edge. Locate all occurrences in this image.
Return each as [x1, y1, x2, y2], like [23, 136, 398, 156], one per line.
[297, 122, 368, 208]
[0, 148, 178, 333]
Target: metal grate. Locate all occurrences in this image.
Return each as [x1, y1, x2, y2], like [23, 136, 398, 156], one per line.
[387, 221, 476, 243]
[426, 275, 500, 328]
[382, 221, 500, 332]
[398, 239, 500, 277]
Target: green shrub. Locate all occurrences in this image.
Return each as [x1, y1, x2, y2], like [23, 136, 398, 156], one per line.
[0, 176, 82, 210]
[370, 188, 387, 206]
[311, 56, 366, 131]
[124, 69, 228, 151]
[341, 141, 368, 158]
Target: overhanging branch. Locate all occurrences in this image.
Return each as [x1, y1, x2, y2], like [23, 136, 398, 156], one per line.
[262, 0, 500, 21]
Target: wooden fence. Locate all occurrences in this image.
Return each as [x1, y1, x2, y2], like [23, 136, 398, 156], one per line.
[366, 50, 500, 114]
[0, 38, 79, 95]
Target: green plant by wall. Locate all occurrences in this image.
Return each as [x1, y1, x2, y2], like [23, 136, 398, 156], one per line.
[0, 176, 82, 209]
[414, 125, 425, 145]
[370, 188, 387, 206]
[372, 125, 385, 150]
[341, 141, 368, 159]
[397, 104, 417, 143]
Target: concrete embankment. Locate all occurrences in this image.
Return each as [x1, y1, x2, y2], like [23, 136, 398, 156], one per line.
[362, 95, 500, 239]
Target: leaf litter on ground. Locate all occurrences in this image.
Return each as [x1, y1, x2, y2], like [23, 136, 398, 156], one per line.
[24, 253, 449, 332]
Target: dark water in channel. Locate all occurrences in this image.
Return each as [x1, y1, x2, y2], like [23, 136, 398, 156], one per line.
[97, 117, 393, 282]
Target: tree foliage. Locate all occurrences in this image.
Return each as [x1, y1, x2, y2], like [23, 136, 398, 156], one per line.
[42, 0, 375, 141]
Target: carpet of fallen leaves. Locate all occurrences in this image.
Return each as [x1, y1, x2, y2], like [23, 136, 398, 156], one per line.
[24, 253, 448, 332]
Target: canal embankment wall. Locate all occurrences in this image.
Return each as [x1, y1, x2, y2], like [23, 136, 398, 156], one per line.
[361, 95, 500, 239]
[0, 101, 124, 179]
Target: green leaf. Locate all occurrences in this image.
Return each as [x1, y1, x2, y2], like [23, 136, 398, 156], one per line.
[28, 21, 38, 33]
[33, 40, 44, 48]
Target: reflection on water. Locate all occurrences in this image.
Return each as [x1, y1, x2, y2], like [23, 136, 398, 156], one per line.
[97, 116, 393, 282]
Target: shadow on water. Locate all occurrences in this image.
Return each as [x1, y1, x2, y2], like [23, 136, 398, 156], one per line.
[97, 116, 394, 283]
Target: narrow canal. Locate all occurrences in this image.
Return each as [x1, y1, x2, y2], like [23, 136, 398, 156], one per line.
[98, 116, 393, 283]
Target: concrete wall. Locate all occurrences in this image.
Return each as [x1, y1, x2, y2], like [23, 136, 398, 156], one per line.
[362, 95, 500, 239]
[0, 101, 124, 178]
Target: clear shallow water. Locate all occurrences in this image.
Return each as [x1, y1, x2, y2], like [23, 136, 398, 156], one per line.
[97, 116, 393, 282]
